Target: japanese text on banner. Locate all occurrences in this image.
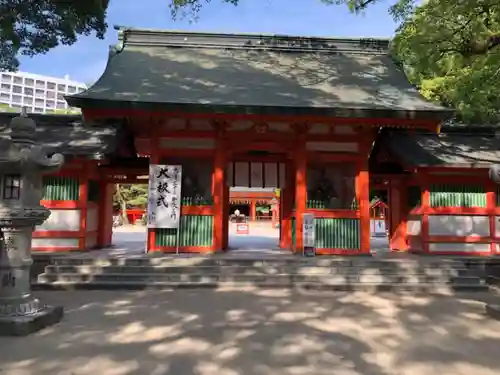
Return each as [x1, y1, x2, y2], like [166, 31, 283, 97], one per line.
[147, 165, 182, 229]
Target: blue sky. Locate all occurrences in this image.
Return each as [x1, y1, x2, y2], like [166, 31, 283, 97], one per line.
[18, 0, 398, 84]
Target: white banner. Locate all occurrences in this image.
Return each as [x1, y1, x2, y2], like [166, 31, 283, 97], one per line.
[147, 164, 182, 229]
[303, 213, 315, 248]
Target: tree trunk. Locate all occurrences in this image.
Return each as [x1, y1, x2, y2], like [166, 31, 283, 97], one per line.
[115, 184, 129, 225]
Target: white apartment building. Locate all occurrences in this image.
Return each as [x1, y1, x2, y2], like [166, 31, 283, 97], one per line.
[0, 71, 86, 114]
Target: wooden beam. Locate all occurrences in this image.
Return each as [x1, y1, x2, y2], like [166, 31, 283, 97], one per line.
[82, 108, 440, 129]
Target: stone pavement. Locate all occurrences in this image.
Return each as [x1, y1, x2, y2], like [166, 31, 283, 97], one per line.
[1, 289, 500, 375]
[80, 224, 390, 258]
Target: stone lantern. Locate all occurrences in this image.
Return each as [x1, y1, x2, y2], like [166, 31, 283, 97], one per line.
[0, 110, 65, 336]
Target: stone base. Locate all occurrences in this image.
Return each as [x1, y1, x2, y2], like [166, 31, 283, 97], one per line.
[485, 304, 500, 321]
[0, 305, 63, 336]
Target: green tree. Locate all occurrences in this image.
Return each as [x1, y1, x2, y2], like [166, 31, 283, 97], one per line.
[113, 184, 149, 223]
[46, 108, 82, 115]
[0, 104, 19, 113]
[0, 0, 109, 71]
[391, 0, 500, 123]
[169, 0, 417, 20]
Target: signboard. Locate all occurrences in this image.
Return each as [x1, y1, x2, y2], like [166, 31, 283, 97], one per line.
[302, 213, 315, 257]
[236, 223, 250, 235]
[147, 164, 182, 229]
[370, 218, 387, 237]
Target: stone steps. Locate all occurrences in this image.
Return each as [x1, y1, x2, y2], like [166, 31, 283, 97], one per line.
[43, 257, 473, 268]
[40, 264, 473, 277]
[35, 256, 489, 292]
[37, 271, 482, 284]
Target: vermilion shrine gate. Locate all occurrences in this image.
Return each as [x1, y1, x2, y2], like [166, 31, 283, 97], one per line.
[9, 27, 500, 256]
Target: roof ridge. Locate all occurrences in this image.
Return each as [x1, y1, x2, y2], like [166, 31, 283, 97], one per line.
[114, 26, 390, 53]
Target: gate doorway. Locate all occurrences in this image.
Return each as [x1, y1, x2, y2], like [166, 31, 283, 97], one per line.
[370, 187, 390, 253]
[224, 156, 287, 253]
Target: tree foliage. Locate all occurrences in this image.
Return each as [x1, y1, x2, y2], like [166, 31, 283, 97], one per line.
[4, 0, 498, 123]
[169, 0, 418, 22]
[392, 0, 500, 123]
[0, 0, 109, 71]
[113, 184, 148, 209]
[0, 104, 19, 113]
[113, 184, 148, 223]
[46, 108, 82, 115]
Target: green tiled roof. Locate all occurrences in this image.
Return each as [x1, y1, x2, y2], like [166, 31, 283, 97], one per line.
[384, 130, 500, 167]
[67, 28, 453, 120]
[0, 113, 118, 157]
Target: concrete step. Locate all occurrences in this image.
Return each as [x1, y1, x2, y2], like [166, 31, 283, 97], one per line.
[35, 255, 489, 292]
[37, 272, 485, 286]
[486, 304, 500, 320]
[41, 264, 473, 277]
[44, 256, 470, 269]
[487, 275, 500, 284]
[33, 278, 488, 292]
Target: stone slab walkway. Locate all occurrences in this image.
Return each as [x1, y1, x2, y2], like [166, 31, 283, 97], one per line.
[1, 290, 500, 375]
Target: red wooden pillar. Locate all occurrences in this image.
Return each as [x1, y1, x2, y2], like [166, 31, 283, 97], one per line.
[78, 163, 89, 250]
[294, 135, 307, 253]
[250, 200, 257, 221]
[97, 181, 115, 248]
[356, 157, 370, 254]
[389, 177, 408, 251]
[487, 180, 496, 254]
[280, 160, 294, 249]
[213, 130, 227, 251]
[223, 184, 230, 250]
[420, 172, 430, 254]
[147, 137, 160, 252]
[271, 201, 279, 228]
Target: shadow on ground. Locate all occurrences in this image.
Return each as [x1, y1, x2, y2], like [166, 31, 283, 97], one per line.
[0, 289, 499, 375]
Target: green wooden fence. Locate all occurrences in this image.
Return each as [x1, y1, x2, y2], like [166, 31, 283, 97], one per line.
[291, 217, 360, 250]
[156, 215, 213, 247]
[429, 184, 486, 208]
[42, 176, 79, 201]
[304, 199, 358, 210]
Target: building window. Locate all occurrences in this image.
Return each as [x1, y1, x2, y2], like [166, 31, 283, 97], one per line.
[46, 90, 55, 98]
[11, 95, 21, 103]
[24, 97, 33, 105]
[57, 84, 66, 92]
[23, 87, 33, 96]
[3, 175, 21, 200]
[13, 76, 23, 84]
[33, 107, 44, 113]
[35, 80, 45, 89]
[12, 85, 22, 94]
[56, 102, 66, 109]
[46, 82, 55, 90]
[1, 74, 11, 83]
[0, 83, 11, 91]
[24, 78, 34, 86]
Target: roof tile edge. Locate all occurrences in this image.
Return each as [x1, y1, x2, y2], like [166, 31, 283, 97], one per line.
[114, 26, 390, 53]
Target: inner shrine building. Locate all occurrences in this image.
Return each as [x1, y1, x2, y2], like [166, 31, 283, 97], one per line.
[14, 27, 500, 256]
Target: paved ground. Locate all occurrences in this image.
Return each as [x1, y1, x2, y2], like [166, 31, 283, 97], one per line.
[1, 290, 500, 375]
[101, 224, 390, 257]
